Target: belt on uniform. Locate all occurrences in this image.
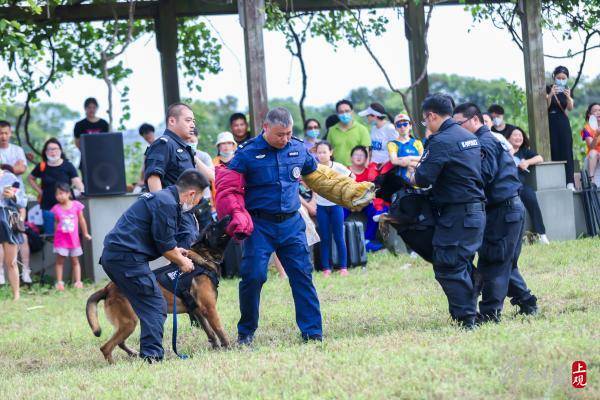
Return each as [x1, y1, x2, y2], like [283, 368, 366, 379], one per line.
[249, 210, 297, 222]
[486, 195, 520, 211]
[437, 201, 484, 215]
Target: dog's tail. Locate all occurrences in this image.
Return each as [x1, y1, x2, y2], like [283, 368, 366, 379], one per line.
[86, 286, 108, 337]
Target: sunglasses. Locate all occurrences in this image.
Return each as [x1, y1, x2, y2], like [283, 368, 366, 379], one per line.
[395, 121, 410, 128]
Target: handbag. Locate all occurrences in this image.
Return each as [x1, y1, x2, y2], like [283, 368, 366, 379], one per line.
[8, 208, 26, 233]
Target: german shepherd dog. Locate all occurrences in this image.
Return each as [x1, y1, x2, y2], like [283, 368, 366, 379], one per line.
[86, 217, 232, 364]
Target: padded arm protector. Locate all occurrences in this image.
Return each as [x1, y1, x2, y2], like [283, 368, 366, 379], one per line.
[303, 164, 375, 211]
[215, 167, 253, 239]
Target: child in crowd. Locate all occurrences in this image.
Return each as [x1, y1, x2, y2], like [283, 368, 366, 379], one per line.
[315, 141, 352, 277]
[387, 114, 424, 182]
[349, 146, 387, 252]
[51, 182, 91, 291]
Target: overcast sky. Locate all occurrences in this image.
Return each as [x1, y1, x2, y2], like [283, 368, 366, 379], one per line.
[35, 5, 600, 130]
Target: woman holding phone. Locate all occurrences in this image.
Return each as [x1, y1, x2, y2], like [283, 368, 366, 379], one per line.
[546, 65, 575, 190]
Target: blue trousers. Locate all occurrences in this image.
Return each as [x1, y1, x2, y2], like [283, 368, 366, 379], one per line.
[238, 213, 322, 338]
[363, 203, 388, 241]
[432, 205, 485, 320]
[477, 199, 525, 315]
[316, 205, 347, 270]
[101, 250, 167, 360]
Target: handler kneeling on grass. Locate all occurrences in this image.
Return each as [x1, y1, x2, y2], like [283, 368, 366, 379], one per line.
[100, 169, 208, 362]
[216, 107, 375, 345]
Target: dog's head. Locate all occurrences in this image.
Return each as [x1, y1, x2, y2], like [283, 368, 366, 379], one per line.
[189, 216, 232, 269]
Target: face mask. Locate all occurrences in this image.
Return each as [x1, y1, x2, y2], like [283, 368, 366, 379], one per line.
[555, 78, 567, 87]
[338, 113, 352, 125]
[47, 155, 61, 163]
[181, 193, 197, 212]
[493, 117, 503, 127]
[306, 129, 320, 139]
[370, 120, 378, 127]
[220, 151, 235, 158]
[181, 201, 194, 213]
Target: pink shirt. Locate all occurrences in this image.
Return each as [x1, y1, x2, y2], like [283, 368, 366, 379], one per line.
[51, 201, 84, 249]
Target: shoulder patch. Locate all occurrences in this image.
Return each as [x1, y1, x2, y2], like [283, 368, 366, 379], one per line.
[140, 192, 154, 199]
[159, 136, 169, 143]
[458, 139, 480, 151]
[237, 137, 256, 150]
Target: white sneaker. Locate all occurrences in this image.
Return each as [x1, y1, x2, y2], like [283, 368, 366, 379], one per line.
[539, 234, 550, 245]
[22, 270, 32, 284]
[566, 183, 576, 191]
[409, 251, 418, 259]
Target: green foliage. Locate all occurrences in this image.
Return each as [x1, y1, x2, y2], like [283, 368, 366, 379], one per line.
[0, 1, 222, 149]
[0, 239, 598, 398]
[0, 101, 78, 155]
[189, 96, 240, 156]
[123, 141, 144, 185]
[177, 18, 222, 93]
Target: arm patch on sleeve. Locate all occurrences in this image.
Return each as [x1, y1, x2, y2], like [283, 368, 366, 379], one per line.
[458, 139, 480, 151]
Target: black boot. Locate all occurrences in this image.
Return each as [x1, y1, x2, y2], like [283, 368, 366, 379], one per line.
[475, 310, 502, 325]
[514, 295, 538, 315]
[455, 316, 476, 330]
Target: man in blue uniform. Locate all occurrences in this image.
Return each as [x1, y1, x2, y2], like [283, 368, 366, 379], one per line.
[223, 107, 322, 344]
[101, 170, 208, 361]
[454, 103, 528, 323]
[144, 102, 198, 248]
[411, 94, 486, 328]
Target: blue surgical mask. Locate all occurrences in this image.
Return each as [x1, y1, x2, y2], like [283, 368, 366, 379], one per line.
[220, 151, 235, 158]
[370, 120, 378, 127]
[306, 129, 320, 139]
[338, 112, 353, 125]
[555, 78, 567, 87]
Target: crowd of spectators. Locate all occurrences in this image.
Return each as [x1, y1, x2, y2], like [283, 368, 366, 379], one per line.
[1, 65, 600, 297]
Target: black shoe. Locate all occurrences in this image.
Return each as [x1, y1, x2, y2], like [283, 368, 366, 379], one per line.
[515, 295, 538, 315]
[455, 316, 476, 330]
[237, 334, 254, 346]
[141, 355, 163, 364]
[475, 311, 502, 325]
[302, 334, 323, 343]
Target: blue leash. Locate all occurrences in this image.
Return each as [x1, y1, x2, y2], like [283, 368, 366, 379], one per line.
[172, 271, 189, 359]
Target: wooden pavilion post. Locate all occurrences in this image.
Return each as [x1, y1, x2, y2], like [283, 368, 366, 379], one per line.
[519, 0, 550, 159]
[155, 0, 181, 113]
[238, 0, 269, 136]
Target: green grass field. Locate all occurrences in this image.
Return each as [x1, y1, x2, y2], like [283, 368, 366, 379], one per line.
[1, 239, 598, 399]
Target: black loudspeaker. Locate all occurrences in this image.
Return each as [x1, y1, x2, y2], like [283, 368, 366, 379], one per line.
[80, 132, 126, 196]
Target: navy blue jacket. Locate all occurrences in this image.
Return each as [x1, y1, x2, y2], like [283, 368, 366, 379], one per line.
[474, 125, 522, 205]
[144, 129, 196, 187]
[228, 134, 317, 214]
[415, 118, 485, 206]
[103, 186, 181, 261]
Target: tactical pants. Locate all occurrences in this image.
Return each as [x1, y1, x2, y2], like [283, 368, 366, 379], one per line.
[101, 250, 167, 360]
[477, 198, 525, 315]
[432, 203, 485, 321]
[238, 213, 322, 339]
[507, 218, 534, 305]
